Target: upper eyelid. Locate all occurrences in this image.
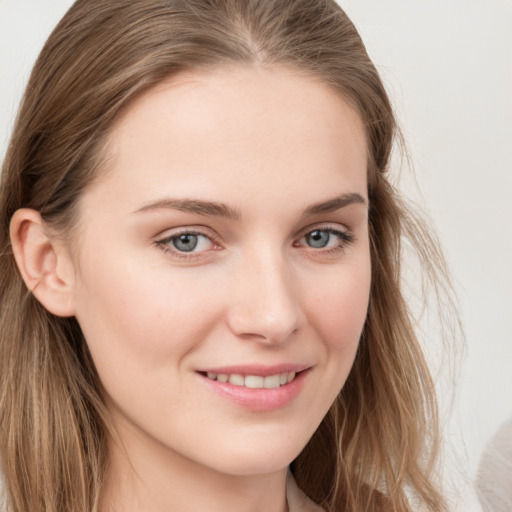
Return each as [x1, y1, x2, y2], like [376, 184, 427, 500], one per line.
[300, 226, 349, 237]
[153, 228, 220, 257]
[297, 227, 354, 245]
[155, 225, 219, 241]
[154, 231, 218, 260]
[154, 223, 351, 240]
[295, 222, 351, 239]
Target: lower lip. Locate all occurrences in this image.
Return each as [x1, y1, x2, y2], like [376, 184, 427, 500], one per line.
[198, 370, 310, 412]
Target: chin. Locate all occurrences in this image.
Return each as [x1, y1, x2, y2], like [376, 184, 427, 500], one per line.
[202, 430, 311, 477]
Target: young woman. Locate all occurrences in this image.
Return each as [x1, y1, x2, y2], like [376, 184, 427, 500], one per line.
[0, 1, 451, 511]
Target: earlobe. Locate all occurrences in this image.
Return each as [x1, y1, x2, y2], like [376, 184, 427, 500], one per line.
[10, 208, 76, 317]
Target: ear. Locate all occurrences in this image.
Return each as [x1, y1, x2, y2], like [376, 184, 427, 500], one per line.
[10, 208, 76, 317]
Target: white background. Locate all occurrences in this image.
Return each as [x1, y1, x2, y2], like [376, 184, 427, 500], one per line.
[1, 1, 511, 509]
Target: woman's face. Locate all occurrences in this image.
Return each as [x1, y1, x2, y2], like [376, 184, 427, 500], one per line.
[71, 66, 371, 476]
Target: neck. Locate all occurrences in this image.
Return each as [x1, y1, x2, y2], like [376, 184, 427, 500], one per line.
[99, 427, 290, 512]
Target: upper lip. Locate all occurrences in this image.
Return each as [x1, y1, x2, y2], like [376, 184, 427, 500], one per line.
[196, 364, 311, 377]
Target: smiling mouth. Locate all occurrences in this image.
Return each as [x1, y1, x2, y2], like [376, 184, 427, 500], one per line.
[201, 371, 297, 389]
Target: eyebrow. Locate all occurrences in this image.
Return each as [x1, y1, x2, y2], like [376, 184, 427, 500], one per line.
[133, 198, 241, 220]
[302, 192, 368, 217]
[133, 192, 367, 220]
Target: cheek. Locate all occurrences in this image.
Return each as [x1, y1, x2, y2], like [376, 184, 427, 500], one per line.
[73, 251, 223, 377]
[307, 259, 371, 353]
[293, 258, 371, 435]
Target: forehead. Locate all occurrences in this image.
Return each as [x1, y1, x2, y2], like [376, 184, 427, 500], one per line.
[87, 65, 368, 213]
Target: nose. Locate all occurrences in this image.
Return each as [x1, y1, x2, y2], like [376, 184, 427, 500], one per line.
[226, 250, 304, 345]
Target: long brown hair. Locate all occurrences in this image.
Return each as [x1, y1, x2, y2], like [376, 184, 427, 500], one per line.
[0, 1, 451, 511]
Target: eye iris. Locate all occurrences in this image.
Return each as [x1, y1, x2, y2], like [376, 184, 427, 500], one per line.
[306, 230, 330, 248]
[172, 234, 198, 252]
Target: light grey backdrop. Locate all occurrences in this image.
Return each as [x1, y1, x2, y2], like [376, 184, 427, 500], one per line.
[1, 1, 511, 509]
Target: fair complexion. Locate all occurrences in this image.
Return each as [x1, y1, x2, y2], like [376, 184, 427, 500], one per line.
[11, 66, 370, 512]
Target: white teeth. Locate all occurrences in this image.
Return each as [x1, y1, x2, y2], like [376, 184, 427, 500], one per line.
[264, 374, 281, 389]
[245, 375, 264, 388]
[229, 374, 245, 386]
[205, 371, 298, 388]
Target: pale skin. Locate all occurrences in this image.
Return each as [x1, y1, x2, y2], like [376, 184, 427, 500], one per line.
[11, 66, 371, 512]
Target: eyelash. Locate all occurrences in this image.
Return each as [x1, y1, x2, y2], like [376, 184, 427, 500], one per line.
[154, 226, 355, 260]
[295, 227, 355, 254]
[154, 229, 221, 261]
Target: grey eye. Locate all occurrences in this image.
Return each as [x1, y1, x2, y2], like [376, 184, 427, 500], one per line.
[172, 234, 199, 252]
[305, 230, 330, 248]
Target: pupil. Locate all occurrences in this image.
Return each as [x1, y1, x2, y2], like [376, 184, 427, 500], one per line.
[173, 234, 198, 252]
[307, 230, 329, 248]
